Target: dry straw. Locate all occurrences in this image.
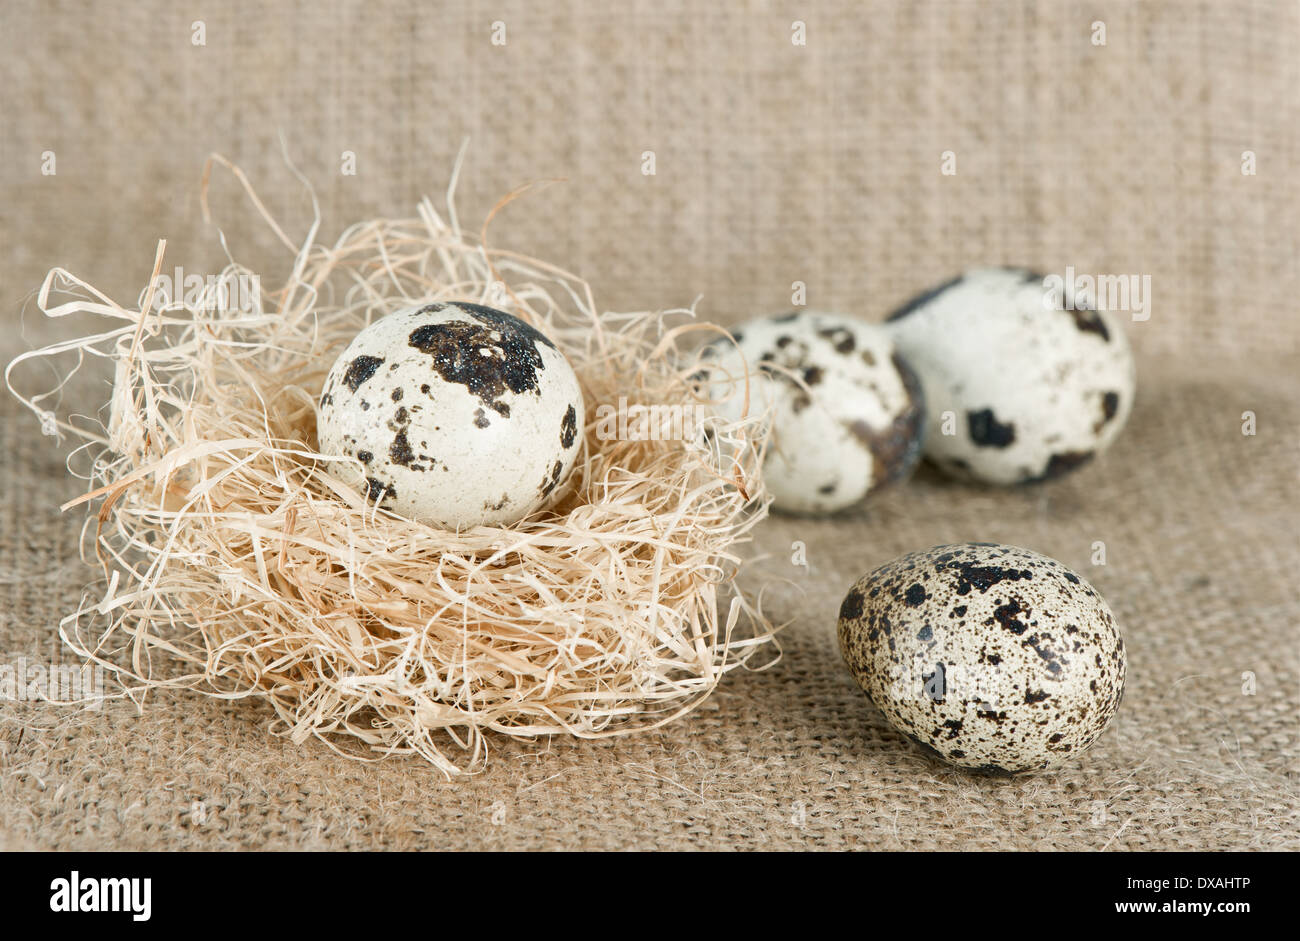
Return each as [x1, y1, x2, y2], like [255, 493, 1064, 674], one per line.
[6, 148, 779, 776]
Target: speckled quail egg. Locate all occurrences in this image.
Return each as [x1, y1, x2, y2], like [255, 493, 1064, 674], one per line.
[837, 542, 1126, 773]
[317, 301, 584, 529]
[885, 267, 1136, 485]
[698, 311, 925, 514]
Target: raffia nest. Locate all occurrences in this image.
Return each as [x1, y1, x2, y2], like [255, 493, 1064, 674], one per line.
[6, 151, 779, 776]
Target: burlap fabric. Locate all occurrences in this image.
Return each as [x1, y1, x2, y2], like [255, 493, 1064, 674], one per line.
[0, 1, 1295, 850]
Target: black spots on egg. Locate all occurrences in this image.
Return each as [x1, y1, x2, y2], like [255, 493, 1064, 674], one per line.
[886, 273, 965, 322]
[1024, 688, 1050, 704]
[774, 334, 793, 349]
[1026, 449, 1095, 483]
[342, 354, 384, 392]
[771, 311, 800, 323]
[473, 408, 490, 429]
[390, 386, 403, 402]
[818, 482, 836, 495]
[482, 494, 509, 512]
[364, 476, 396, 503]
[356, 450, 373, 464]
[1065, 304, 1111, 342]
[420, 383, 431, 394]
[539, 459, 564, 498]
[952, 604, 967, 617]
[839, 586, 865, 621]
[967, 408, 1016, 448]
[1095, 390, 1121, 432]
[802, 365, 824, 386]
[904, 583, 927, 607]
[389, 430, 415, 467]
[408, 317, 546, 416]
[560, 404, 578, 449]
[940, 558, 1033, 596]
[916, 624, 933, 641]
[1025, 635, 1063, 673]
[816, 325, 855, 354]
[992, 597, 1029, 635]
[451, 302, 558, 350]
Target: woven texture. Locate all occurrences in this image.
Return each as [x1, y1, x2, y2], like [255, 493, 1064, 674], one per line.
[1, 0, 1296, 850]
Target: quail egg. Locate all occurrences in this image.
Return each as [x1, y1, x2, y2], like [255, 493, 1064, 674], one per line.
[317, 302, 584, 528]
[698, 311, 925, 514]
[885, 267, 1136, 485]
[837, 542, 1126, 773]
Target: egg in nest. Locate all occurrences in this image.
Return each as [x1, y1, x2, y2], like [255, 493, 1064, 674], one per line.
[317, 302, 584, 529]
[837, 542, 1126, 773]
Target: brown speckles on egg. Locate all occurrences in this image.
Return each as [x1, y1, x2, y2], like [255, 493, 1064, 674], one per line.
[842, 351, 926, 491]
[837, 543, 1126, 774]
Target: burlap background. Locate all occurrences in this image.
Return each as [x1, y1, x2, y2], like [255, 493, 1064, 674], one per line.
[1, 0, 1296, 850]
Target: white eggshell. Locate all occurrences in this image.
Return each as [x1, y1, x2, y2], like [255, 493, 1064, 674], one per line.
[838, 543, 1126, 773]
[700, 311, 925, 514]
[885, 267, 1136, 485]
[317, 302, 584, 528]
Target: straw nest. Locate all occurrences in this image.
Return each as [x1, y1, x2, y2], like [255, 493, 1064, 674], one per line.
[6, 151, 779, 776]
